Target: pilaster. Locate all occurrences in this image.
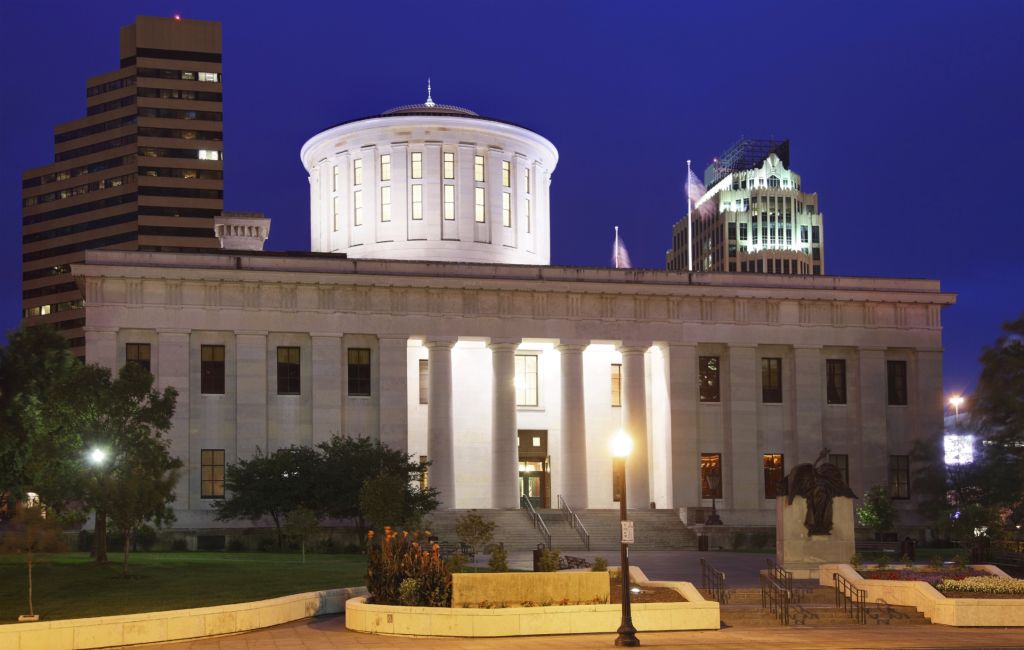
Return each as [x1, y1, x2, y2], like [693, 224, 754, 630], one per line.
[311, 334, 343, 444]
[426, 338, 456, 509]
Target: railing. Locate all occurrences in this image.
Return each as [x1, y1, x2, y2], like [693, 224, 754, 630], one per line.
[521, 495, 551, 548]
[556, 495, 591, 550]
[760, 570, 792, 625]
[699, 558, 728, 604]
[765, 557, 797, 602]
[834, 572, 867, 624]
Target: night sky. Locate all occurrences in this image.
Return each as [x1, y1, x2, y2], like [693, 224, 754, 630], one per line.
[2, 0, 1021, 398]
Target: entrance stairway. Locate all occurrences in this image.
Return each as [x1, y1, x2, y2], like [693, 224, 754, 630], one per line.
[577, 509, 698, 551]
[714, 583, 931, 627]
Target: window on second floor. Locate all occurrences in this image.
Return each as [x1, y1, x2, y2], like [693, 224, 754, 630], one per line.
[701, 453, 722, 499]
[474, 187, 485, 223]
[126, 342, 151, 372]
[515, 354, 539, 407]
[887, 360, 908, 406]
[277, 346, 300, 395]
[502, 192, 511, 227]
[761, 357, 782, 403]
[347, 348, 371, 396]
[380, 154, 391, 182]
[889, 454, 910, 499]
[610, 363, 622, 407]
[502, 160, 511, 187]
[474, 155, 485, 182]
[826, 358, 847, 404]
[410, 152, 422, 179]
[200, 345, 225, 394]
[442, 152, 455, 179]
[699, 356, 720, 402]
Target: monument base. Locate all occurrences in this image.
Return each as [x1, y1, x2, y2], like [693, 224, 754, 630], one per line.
[776, 495, 854, 579]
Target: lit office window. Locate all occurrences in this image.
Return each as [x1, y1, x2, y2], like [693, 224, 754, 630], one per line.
[418, 359, 429, 404]
[474, 155, 485, 182]
[411, 184, 423, 220]
[502, 160, 511, 187]
[443, 152, 455, 179]
[410, 152, 422, 179]
[474, 187, 485, 223]
[198, 149, 220, 160]
[353, 159, 363, 186]
[610, 363, 622, 407]
[380, 186, 391, 222]
[502, 192, 511, 227]
[353, 190, 363, 226]
[699, 356, 720, 402]
[380, 154, 391, 181]
[443, 185, 455, 220]
[763, 453, 784, 499]
[515, 354, 539, 407]
[198, 72, 219, 82]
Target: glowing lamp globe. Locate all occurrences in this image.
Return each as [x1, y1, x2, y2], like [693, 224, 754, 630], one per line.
[89, 448, 107, 466]
[610, 430, 633, 459]
[949, 395, 964, 409]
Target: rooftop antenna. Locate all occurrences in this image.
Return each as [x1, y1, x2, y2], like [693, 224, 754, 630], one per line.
[425, 78, 435, 108]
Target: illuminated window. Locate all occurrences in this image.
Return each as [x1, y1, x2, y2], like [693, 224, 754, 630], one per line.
[474, 155, 485, 182]
[474, 187, 485, 222]
[200, 345, 225, 394]
[126, 343, 151, 372]
[525, 168, 531, 194]
[332, 196, 340, 231]
[198, 72, 219, 83]
[502, 160, 511, 187]
[762, 357, 782, 403]
[198, 149, 220, 160]
[443, 184, 455, 220]
[763, 453, 784, 498]
[277, 347, 300, 395]
[768, 175, 780, 188]
[826, 359, 847, 404]
[498, 192, 510, 227]
[889, 455, 910, 499]
[515, 354, 539, 407]
[699, 356, 720, 402]
[418, 359, 429, 404]
[610, 363, 622, 407]
[380, 186, 391, 222]
[332, 165, 339, 192]
[443, 152, 454, 179]
[353, 190, 363, 226]
[525, 199, 531, 233]
[200, 449, 225, 498]
[829, 454, 850, 485]
[419, 454, 429, 490]
[348, 348, 371, 396]
[887, 360, 907, 405]
[380, 154, 391, 181]
[410, 152, 422, 179]
[353, 159, 363, 186]
[411, 184, 422, 220]
[700, 453, 722, 499]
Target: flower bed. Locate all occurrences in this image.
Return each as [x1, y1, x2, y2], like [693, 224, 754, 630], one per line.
[936, 576, 1024, 597]
[860, 567, 987, 586]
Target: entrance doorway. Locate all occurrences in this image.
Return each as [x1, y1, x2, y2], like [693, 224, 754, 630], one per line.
[518, 430, 550, 509]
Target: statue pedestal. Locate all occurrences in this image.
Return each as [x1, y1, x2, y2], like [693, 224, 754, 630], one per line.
[776, 495, 854, 579]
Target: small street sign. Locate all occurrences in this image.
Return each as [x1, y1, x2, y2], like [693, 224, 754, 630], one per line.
[621, 520, 635, 544]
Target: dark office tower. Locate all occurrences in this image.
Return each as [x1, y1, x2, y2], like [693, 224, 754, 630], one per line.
[21, 16, 223, 355]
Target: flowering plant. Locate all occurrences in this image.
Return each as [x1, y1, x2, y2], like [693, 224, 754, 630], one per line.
[936, 576, 1024, 595]
[366, 527, 452, 607]
[860, 567, 987, 586]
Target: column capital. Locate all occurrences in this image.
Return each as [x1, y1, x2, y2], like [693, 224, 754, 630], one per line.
[425, 336, 458, 349]
[488, 337, 521, 351]
[156, 328, 191, 335]
[618, 342, 650, 355]
[557, 338, 589, 351]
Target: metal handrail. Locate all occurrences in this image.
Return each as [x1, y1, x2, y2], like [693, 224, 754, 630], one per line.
[556, 495, 591, 550]
[765, 557, 796, 602]
[760, 571, 791, 625]
[834, 572, 867, 624]
[699, 558, 728, 604]
[521, 495, 551, 548]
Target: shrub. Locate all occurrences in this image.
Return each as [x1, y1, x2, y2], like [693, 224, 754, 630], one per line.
[488, 544, 508, 572]
[592, 556, 609, 572]
[927, 554, 944, 570]
[936, 576, 1024, 595]
[446, 553, 468, 574]
[170, 538, 188, 552]
[857, 485, 898, 537]
[227, 538, 247, 552]
[455, 511, 496, 555]
[849, 553, 863, 569]
[750, 531, 772, 549]
[952, 552, 968, 569]
[135, 525, 158, 551]
[875, 554, 890, 569]
[366, 527, 452, 607]
[537, 548, 560, 572]
[731, 532, 748, 549]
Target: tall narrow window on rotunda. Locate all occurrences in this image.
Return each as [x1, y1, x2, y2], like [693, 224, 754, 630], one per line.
[380, 154, 391, 182]
[502, 160, 511, 187]
[474, 155, 484, 182]
[353, 190, 363, 226]
[502, 192, 511, 227]
[443, 152, 454, 179]
[352, 158, 363, 186]
[411, 184, 422, 220]
[443, 185, 455, 220]
[380, 186, 391, 222]
[474, 187, 485, 222]
[410, 152, 422, 179]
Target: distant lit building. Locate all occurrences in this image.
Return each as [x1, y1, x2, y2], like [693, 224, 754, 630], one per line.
[667, 139, 825, 276]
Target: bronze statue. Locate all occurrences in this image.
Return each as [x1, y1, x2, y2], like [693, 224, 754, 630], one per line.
[779, 448, 856, 536]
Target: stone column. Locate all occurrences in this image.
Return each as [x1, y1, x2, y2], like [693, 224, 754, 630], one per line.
[793, 345, 823, 463]
[235, 331, 268, 458]
[378, 335, 410, 453]
[858, 347, 888, 496]
[490, 339, 520, 509]
[558, 341, 588, 509]
[666, 343, 699, 510]
[426, 338, 456, 509]
[727, 345, 758, 512]
[157, 329, 191, 508]
[620, 344, 650, 508]
[311, 334, 342, 444]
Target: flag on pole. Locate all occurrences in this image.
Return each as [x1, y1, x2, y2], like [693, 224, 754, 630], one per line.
[612, 226, 632, 269]
[687, 166, 707, 212]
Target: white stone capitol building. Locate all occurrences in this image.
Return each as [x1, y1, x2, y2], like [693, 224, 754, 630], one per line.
[77, 94, 954, 529]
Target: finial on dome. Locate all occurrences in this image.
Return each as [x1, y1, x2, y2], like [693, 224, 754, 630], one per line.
[425, 78, 435, 108]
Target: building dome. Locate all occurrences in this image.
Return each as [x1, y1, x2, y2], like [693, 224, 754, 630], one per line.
[301, 88, 558, 266]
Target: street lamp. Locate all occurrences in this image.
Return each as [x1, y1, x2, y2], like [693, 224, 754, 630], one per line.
[610, 430, 639, 647]
[88, 448, 107, 466]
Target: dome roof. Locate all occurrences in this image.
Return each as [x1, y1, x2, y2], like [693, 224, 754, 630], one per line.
[381, 103, 478, 117]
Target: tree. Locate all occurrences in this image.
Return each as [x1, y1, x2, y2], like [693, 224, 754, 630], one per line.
[0, 505, 67, 620]
[283, 506, 320, 563]
[856, 485, 898, 538]
[105, 454, 180, 576]
[454, 510, 496, 555]
[359, 474, 416, 530]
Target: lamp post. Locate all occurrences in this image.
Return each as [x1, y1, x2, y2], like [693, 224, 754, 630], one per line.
[88, 447, 109, 563]
[610, 430, 639, 647]
[949, 395, 964, 430]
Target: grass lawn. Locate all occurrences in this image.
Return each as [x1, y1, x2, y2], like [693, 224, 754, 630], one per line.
[0, 551, 366, 622]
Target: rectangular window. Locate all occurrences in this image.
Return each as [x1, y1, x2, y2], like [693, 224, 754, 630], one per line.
[443, 184, 455, 220]
[740, 222, 748, 240]
[761, 357, 782, 403]
[525, 199, 531, 233]
[443, 152, 455, 179]
[277, 346, 300, 395]
[515, 354, 539, 407]
[889, 455, 910, 499]
[812, 225, 820, 243]
[502, 160, 511, 187]
[502, 192, 512, 227]
[126, 343, 151, 372]
[418, 359, 429, 404]
[332, 165, 339, 192]
[474, 187, 485, 223]
[200, 449, 225, 498]
[698, 355, 720, 402]
[347, 348, 371, 396]
[333, 195, 340, 230]
[826, 358, 847, 404]
[887, 360, 908, 406]
[380, 154, 391, 182]
[474, 155, 485, 182]
[411, 184, 423, 220]
[829, 454, 849, 486]
[200, 345, 225, 394]
[353, 190, 363, 226]
[353, 159, 363, 186]
[419, 454, 429, 490]
[610, 363, 622, 407]
[410, 152, 422, 179]
[198, 149, 220, 161]
[198, 72, 219, 83]
[763, 453, 784, 499]
[380, 186, 391, 222]
[700, 453, 722, 499]
[525, 168, 531, 194]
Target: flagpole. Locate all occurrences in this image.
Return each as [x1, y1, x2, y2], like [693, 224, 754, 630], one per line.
[686, 160, 693, 272]
[614, 225, 620, 268]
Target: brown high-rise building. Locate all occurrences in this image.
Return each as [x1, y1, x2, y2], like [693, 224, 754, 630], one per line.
[21, 16, 223, 355]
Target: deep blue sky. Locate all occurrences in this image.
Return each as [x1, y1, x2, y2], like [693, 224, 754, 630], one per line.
[2, 0, 1022, 398]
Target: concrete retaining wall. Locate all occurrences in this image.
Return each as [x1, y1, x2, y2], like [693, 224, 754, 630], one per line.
[0, 586, 367, 650]
[452, 570, 609, 606]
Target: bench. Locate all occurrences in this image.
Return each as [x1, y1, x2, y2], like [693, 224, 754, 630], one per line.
[855, 541, 899, 554]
